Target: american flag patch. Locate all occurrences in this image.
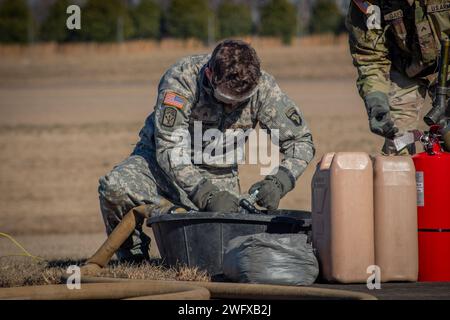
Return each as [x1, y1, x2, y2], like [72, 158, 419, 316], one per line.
[163, 92, 186, 109]
[353, 0, 371, 14]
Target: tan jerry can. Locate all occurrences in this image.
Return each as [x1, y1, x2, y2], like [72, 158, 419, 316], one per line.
[373, 155, 418, 282]
[312, 152, 375, 283]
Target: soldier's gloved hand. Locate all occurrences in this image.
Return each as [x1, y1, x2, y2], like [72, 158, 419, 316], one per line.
[191, 180, 239, 212]
[206, 191, 239, 213]
[248, 168, 295, 210]
[365, 92, 398, 140]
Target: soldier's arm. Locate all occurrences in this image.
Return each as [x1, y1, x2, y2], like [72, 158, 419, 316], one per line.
[153, 71, 205, 198]
[257, 73, 315, 187]
[346, 0, 391, 98]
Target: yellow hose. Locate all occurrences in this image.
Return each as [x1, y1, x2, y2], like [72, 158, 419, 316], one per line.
[0, 232, 44, 262]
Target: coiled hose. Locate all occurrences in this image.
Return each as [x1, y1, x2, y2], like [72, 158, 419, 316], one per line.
[0, 277, 376, 300]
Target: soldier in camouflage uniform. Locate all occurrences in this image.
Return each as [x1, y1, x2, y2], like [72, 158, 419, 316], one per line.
[347, 0, 450, 154]
[98, 40, 315, 262]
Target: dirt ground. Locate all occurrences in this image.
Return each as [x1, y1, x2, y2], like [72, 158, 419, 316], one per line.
[0, 40, 429, 266]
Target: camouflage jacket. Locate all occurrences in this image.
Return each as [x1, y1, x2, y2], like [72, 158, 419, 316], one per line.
[347, 0, 450, 99]
[136, 54, 315, 196]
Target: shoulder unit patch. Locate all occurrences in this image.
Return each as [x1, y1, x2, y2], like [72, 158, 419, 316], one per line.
[286, 107, 302, 126]
[161, 107, 178, 128]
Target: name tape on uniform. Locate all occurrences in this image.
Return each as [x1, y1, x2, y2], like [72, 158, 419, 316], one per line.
[384, 10, 404, 21]
[427, 1, 450, 13]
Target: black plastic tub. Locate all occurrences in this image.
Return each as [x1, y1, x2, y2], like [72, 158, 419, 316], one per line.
[147, 210, 312, 276]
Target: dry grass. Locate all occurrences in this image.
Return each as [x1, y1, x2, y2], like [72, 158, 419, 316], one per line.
[0, 258, 64, 288]
[0, 257, 210, 288]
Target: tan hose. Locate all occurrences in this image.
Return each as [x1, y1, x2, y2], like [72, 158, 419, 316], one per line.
[83, 201, 186, 273]
[0, 277, 376, 300]
[84, 205, 150, 269]
[79, 277, 377, 300]
[0, 282, 210, 300]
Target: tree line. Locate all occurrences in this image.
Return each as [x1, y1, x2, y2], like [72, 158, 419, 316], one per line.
[0, 0, 345, 45]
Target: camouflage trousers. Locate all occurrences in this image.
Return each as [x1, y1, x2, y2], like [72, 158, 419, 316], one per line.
[98, 146, 240, 261]
[383, 69, 429, 155]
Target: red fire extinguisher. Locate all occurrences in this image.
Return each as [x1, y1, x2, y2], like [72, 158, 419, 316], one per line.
[413, 126, 450, 282]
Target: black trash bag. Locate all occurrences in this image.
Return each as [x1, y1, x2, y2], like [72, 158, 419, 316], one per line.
[223, 233, 319, 286]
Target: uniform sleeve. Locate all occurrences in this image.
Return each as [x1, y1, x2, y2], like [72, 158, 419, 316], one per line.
[256, 74, 315, 184]
[153, 70, 205, 196]
[346, 0, 391, 99]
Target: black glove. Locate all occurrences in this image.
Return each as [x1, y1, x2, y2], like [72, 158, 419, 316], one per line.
[206, 191, 239, 212]
[442, 122, 450, 152]
[365, 92, 398, 139]
[191, 179, 239, 213]
[248, 168, 295, 210]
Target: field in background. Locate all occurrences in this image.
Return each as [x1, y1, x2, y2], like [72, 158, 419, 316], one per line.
[0, 37, 429, 262]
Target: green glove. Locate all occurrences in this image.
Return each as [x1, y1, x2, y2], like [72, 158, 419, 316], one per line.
[365, 92, 398, 139]
[249, 168, 295, 210]
[191, 179, 239, 212]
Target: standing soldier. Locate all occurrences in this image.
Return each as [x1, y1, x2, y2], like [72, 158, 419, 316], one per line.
[347, 0, 449, 155]
[98, 40, 315, 262]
